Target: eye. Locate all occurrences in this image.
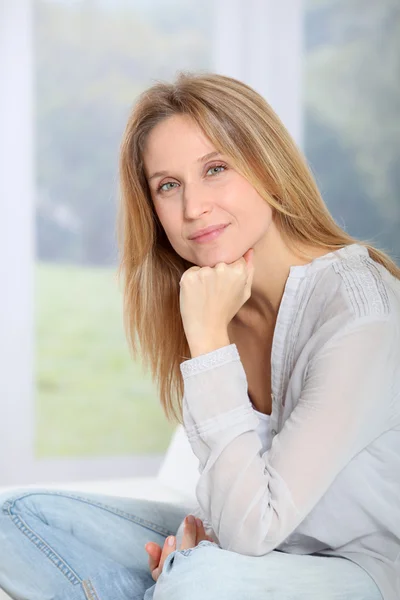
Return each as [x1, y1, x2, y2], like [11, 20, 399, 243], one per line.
[206, 163, 227, 176]
[156, 163, 227, 194]
[157, 181, 179, 193]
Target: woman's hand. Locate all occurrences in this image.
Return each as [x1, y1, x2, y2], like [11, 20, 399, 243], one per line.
[145, 515, 214, 583]
[179, 248, 255, 347]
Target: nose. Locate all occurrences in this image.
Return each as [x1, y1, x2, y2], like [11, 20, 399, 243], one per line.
[183, 182, 212, 220]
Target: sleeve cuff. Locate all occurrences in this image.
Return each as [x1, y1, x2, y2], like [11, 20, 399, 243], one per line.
[180, 343, 240, 378]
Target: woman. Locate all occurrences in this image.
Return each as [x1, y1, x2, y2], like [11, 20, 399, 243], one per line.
[0, 71, 399, 600]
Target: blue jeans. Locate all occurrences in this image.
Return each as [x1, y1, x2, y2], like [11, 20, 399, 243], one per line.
[0, 488, 383, 600]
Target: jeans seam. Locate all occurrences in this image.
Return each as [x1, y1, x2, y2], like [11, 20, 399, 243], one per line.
[82, 579, 100, 600]
[2, 490, 176, 537]
[3, 507, 83, 586]
[2, 490, 177, 597]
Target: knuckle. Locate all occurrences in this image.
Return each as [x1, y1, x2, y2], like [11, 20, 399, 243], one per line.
[180, 266, 200, 284]
[233, 262, 244, 273]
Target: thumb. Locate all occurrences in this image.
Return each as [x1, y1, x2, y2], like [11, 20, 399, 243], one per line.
[243, 248, 255, 295]
[243, 248, 254, 269]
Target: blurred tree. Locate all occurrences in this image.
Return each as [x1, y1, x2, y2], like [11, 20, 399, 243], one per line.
[305, 108, 390, 247]
[305, 0, 400, 259]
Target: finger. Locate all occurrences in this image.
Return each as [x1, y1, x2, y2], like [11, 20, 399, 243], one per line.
[181, 515, 197, 550]
[151, 566, 160, 583]
[231, 248, 254, 272]
[145, 542, 162, 571]
[195, 518, 216, 544]
[158, 536, 176, 576]
[244, 248, 255, 289]
[180, 266, 201, 285]
[243, 248, 254, 268]
[195, 517, 208, 543]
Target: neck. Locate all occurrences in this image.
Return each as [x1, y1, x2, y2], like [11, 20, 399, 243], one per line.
[234, 223, 330, 329]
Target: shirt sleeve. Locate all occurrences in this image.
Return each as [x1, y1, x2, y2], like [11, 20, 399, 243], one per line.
[180, 316, 398, 555]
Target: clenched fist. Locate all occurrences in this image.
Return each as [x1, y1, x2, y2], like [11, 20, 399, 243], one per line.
[179, 248, 254, 348]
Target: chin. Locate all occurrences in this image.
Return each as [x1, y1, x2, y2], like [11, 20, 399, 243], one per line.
[197, 248, 244, 268]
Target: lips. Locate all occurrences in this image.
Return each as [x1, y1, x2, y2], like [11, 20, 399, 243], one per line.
[189, 223, 228, 240]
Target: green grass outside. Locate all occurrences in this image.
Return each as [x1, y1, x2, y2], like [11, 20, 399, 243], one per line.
[35, 262, 176, 458]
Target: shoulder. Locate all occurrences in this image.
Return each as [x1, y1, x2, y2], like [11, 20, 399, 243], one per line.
[311, 246, 399, 325]
[330, 248, 397, 319]
[302, 247, 400, 360]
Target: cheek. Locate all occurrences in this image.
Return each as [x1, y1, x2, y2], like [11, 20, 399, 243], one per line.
[155, 208, 184, 247]
[234, 197, 272, 230]
[247, 195, 273, 228]
[154, 204, 173, 232]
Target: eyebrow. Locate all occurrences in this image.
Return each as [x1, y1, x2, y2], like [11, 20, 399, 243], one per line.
[147, 151, 222, 182]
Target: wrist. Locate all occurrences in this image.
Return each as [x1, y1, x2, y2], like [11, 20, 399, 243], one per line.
[187, 330, 231, 358]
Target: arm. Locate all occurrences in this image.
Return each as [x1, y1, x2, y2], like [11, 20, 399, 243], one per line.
[180, 316, 398, 555]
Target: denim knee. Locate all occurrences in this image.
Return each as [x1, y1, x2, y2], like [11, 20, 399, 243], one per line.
[153, 541, 222, 600]
[0, 488, 50, 519]
[0, 488, 32, 518]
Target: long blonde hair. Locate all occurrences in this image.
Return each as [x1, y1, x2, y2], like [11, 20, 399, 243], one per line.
[117, 71, 400, 424]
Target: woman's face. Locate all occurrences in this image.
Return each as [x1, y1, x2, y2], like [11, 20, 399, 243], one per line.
[143, 114, 273, 267]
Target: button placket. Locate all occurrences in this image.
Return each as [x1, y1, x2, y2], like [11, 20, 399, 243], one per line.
[270, 392, 277, 436]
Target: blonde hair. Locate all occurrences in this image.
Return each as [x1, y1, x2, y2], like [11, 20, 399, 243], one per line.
[117, 71, 400, 424]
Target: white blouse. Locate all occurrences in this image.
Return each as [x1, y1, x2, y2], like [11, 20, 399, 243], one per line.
[174, 244, 400, 600]
[253, 408, 272, 454]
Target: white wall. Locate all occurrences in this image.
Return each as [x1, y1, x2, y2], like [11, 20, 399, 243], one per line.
[0, 0, 35, 485]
